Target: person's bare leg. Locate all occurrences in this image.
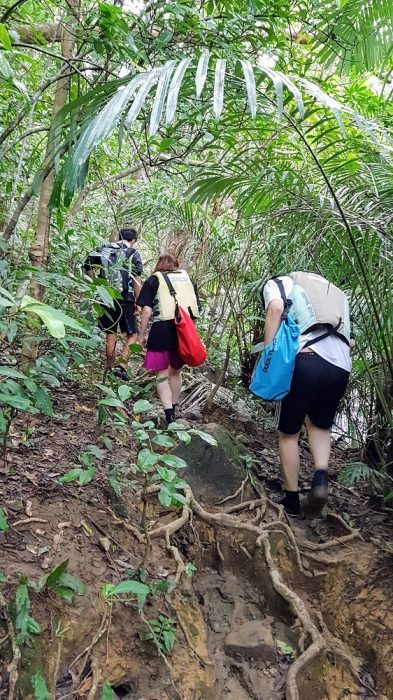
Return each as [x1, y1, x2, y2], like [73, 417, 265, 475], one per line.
[120, 333, 138, 365]
[105, 333, 117, 370]
[168, 367, 182, 405]
[305, 417, 331, 469]
[278, 431, 301, 491]
[156, 370, 173, 409]
[304, 416, 330, 512]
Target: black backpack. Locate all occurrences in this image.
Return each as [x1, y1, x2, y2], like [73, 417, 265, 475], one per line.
[93, 243, 136, 296]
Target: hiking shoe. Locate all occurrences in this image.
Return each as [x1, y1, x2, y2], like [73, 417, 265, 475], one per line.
[273, 492, 301, 518]
[113, 365, 129, 381]
[304, 470, 328, 515]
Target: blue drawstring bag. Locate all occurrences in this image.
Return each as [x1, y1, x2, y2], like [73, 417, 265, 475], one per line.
[249, 278, 299, 401]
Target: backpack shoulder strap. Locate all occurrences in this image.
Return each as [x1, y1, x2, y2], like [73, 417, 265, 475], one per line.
[162, 272, 177, 298]
[303, 319, 342, 348]
[272, 277, 291, 319]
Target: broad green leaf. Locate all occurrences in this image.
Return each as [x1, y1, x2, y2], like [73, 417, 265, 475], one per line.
[158, 486, 172, 507]
[133, 399, 153, 414]
[27, 617, 41, 635]
[20, 296, 88, 337]
[0, 393, 31, 410]
[58, 467, 94, 485]
[86, 444, 105, 459]
[110, 579, 150, 597]
[159, 454, 188, 469]
[0, 409, 6, 433]
[0, 572, 7, 583]
[0, 25, 12, 51]
[34, 386, 53, 416]
[137, 448, 158, 469]
[101, 681, 115, 700]
[0, 367, 25, 379]
[152, 434, 175, 448]
[45, 560, 69, 589]
[0, 509, 8, 531]
[176, 431, 191, 445]
[0, 287, 16, 304]
[189, 429, 218, 446]
[118, 384, 133, 402]
[32, 671, 49, 700]
[98, 397, 125, 408]
[0, 52, 13, 80]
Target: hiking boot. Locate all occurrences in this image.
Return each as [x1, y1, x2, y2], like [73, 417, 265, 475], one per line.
[304, 469, 328, 515]
[273, 492, 301, 518]
[113, 365, 129, 381]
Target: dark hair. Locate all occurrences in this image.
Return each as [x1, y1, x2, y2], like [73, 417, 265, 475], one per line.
[154, 252, 180, 272]
[119, 227, 138, 242]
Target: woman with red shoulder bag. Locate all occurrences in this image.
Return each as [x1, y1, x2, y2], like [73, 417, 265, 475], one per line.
[137, 252, 206, 425]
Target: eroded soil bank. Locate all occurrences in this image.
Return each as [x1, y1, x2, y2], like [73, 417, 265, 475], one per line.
[0, 379, 392, 700]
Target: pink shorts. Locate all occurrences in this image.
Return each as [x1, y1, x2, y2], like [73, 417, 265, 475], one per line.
[144, 349, 184, 372]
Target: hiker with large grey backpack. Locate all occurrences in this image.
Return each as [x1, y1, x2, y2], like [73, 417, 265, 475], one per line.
[251, 272, 355, 517]
[84, 227, 143, 380]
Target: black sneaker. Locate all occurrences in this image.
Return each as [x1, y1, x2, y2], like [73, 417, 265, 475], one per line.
[304, 470, 328, 515]
[113, 365, 129, 381]
[273, 493, 301, 518]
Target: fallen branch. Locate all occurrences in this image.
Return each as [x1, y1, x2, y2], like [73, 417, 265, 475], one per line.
[11, 517, 48, 527]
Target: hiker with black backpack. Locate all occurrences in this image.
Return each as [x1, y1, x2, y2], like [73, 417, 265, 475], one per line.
[253, 272, 355, 517]
[84, 228, 143, 380]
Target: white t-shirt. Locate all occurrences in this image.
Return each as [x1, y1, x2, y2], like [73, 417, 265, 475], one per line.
[263, 276, 351, 372]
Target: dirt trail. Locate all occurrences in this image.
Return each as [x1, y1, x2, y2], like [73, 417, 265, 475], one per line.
[0, 379, 392, 700]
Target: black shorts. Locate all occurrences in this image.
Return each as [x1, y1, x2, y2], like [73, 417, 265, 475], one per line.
[98, 300, 137, 335]
[276, 353, 349, 434]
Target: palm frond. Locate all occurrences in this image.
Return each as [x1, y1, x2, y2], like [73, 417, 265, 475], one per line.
[50, 55, 391, 206]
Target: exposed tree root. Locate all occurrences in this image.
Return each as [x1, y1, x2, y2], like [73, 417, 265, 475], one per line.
[86, 662, 100, 700]
[165, 531, 185, 583]
[260, 521, 314, 578]
[216, 475, 249, 505]
[326, 510, 362, 538]
[0, 591, 21, 700]
[69, 609, 109, 688]
[216, 538, 225, 562]
[191, 497, 261, 536]
[297, 531, 360, 551]
[223, 497, 265, 514]
[175, 611, 212, 667]
[257, 533, 325, 700]
[149, 504, 191, 540]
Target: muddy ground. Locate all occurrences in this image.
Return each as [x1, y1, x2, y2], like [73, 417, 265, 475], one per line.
[0, 374, 392, 700]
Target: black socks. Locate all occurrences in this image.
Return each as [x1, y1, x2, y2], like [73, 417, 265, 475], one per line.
[311, 469, 328, 487]
[164, 408, 176, 425]
[284, 490, 300, 508]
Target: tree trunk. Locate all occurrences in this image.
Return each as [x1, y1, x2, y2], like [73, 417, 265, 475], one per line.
[28, 1, 79, 301]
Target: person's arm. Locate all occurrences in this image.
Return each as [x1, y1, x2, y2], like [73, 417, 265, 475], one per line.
[133, 276, 142, 301]
[139, 306, 152, 347]
[131, 251, 143, 301]
[264, 299, 284, 345]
